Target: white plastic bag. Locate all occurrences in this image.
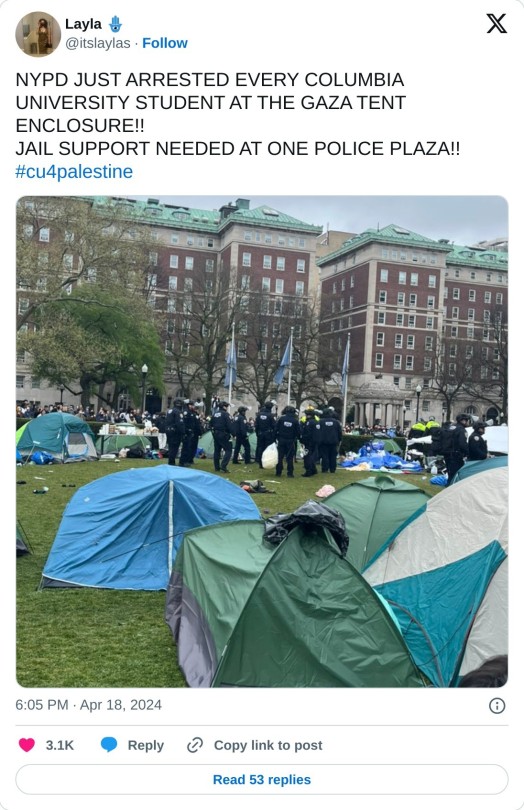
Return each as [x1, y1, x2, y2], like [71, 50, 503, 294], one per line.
[261, 442, 278, 469]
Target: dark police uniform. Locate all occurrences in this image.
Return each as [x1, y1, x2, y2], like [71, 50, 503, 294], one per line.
[232, 409, 252, 464]
[211, 403, 233, 472]
[468, 427, 488, 461]
[255, 404, 276, 468]
[165, 402, 185, 466]
[444, 416, 470, 485]
[300, 412, 320, 476]
[275, 408, 301, 477]
[318, 412, 342, 473]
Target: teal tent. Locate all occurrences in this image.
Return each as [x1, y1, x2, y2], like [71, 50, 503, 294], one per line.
[16, 412, 98, 462]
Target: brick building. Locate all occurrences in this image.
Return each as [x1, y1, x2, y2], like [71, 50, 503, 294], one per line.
[317, 225, 508, 427]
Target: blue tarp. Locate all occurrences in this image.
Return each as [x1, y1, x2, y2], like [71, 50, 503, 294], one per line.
[42, 466, 260, 590]
[340, 452, 423, 472]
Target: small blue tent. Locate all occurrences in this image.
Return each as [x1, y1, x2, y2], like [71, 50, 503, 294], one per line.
[41, 466, 260, 590]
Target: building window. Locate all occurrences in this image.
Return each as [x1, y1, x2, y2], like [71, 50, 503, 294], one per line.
[147, 273, 157, 288]
[484, 291, 492, 303]
[469, 289, 476, 301]
[262, 277, 270, 292]
[274, 298, 282, 314]
[184, 278, 193, 292]
[377, 311, 386, 324]
[444, 287, 448, 298]
[297, 259, 305, 273]
[449, 344, 457, 358]
[206, 259, 214, 272]
[406, 356, 414, 370]
[167, 298, 176, 313]
[380, 269, 389, 282]
[295, 281, 304, 295]
[379, 290, 387, 303]
[408, 314, 416, 327]
[171, 234, 179, 245]
[395, 334, 403, 348]
[278, 235, 285, 246]
[168, 276, 178, 292]
[426, 317, 434, 329]
[275, 278, 284, 294]
[483, 310, 491, 322]
[185, 257, 194, 271]
[409, 293, 417, 306]
[405, 378, 412, 390]
[394, 354, 402, 370]
[452, 307, 459, 319]
[375, 353, 384, 368]
[169, 254, 179, 269]
[411, 273, 418, 286]
[276, 257, 285, 271]
[244, 231, 252, 241]
[242, 252, 251, 267]
[407, 335, 415, 349]
[350, 275, 355, 288]
[16, 375, 25, 388]
[454, 270, 460, 278]
[453, 288, 460, 299]
[422, 399, 430, 412]
[470, 271, 476, 280]
[398, 271, 406, 285]
[396, 313, 404, 326]
[332, 281, 337, 293]
[468, 308, 475, 320]
[466, 325, 474, 338]
[241, 275, 250, 291]
[397, 292, 405, 306]
[427, 296, 435, 309]
[186, 236, 194, 246]
[263, 255, 272, 269]
[149, 252, 158, 266]
[412, 254, 419, 263]
[496, 292, 503, 304]
[428, 275, 436, 288]
[376, 332, 385, 346]
[382, 249, 388, 259]
[39, 227, 50, 242]
[425, 336, 433, 350]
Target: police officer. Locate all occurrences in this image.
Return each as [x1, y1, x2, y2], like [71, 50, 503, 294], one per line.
[232, 406, 252, 465]
[165, 399, 185, 466]
[300, 407, 320, 477]
[274, 405, 301, 477]
[468, 421, 488, 461]
[255, 401, 276, 468]
[318, 408, 342, 473]
[179, 401, 200, 466]
[211, 400, 233, 473]
[444, 413, 471, 484]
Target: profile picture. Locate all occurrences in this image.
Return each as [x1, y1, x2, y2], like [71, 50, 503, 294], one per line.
[15, 11, 61, 56]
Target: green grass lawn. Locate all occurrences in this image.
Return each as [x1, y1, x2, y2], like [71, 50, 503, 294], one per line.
[16, 457, 439, 688]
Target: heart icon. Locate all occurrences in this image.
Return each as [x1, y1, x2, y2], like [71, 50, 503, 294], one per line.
[19, 738, 35, 752]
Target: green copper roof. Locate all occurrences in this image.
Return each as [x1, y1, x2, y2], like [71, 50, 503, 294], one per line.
[317, 224, 450, 265]
[446, 244, 508, 271]
[88, 197, 322, 235]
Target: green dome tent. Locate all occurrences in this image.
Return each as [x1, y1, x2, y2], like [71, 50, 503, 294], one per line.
[322, 475, 430, 571]
[165, 514, 426, 688]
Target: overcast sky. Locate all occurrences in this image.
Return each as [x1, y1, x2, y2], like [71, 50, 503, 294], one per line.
[135, 195, 507, 247]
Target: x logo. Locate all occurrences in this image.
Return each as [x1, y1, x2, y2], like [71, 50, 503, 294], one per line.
[487, 13, 507, 32]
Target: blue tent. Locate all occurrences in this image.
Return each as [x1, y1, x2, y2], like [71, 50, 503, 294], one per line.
[451, 455, 507, 483]
[41, 466, 260, 590]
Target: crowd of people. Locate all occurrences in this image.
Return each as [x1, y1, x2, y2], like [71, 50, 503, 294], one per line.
[17, 398, 495, 484]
